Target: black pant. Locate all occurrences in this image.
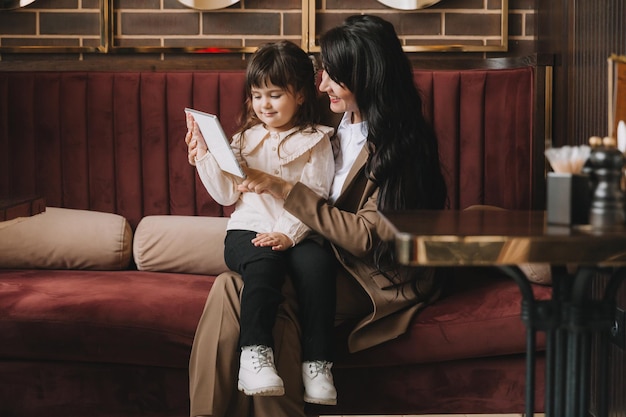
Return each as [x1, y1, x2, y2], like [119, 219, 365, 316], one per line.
[224, 230, 337, 362]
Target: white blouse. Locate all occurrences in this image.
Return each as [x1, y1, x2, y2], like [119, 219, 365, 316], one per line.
[328, 112, 368, 203]
[195, 123, 335, 245]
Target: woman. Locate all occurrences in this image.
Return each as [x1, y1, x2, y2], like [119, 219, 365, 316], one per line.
[187, 14, 448, 417]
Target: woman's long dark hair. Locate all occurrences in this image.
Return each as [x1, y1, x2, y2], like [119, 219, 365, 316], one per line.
[320, 15, 447, 211]
[320, 15, 448, 291]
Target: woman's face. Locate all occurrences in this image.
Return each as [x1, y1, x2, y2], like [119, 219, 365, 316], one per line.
[318, 70, 361, 123]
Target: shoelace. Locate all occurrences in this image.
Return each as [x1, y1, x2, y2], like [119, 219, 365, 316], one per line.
[307, 361, 332, 378]
[251, 346, 274, 370]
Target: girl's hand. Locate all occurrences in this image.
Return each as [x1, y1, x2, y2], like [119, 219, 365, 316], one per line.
[237, 167, 293, 200]
[252, 232, 292, 251]
[185, 113, 208, 165]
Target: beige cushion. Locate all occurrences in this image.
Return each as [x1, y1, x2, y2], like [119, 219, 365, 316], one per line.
[0, 207, 132, 270]
[133, 215, 229, 275]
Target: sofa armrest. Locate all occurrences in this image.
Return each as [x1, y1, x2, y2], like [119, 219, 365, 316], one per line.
[133, 215, 229, 275]
[0, 207, 132, 270]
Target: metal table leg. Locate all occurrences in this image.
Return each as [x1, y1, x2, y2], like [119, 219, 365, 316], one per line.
[499, 265, 625, 417]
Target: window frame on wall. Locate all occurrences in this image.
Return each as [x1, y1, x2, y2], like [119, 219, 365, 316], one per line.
[102, 0, 299, 55]
[305, 0, 509, 53]
[0, 0, 108, 53]
[0, 0, 508, 55]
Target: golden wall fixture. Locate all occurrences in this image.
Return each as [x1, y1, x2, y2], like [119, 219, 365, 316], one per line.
[176, 0, 240, 10]
[609, 54, 626, 140]
[377, 0, 442, 9]
[0, 0, 509, 55]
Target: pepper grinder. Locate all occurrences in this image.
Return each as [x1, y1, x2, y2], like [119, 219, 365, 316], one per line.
[588, 136, 626, 228]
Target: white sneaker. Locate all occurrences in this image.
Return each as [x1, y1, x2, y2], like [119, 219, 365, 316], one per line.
[237, 345, 285, 396]
[302, 361, 337, 405]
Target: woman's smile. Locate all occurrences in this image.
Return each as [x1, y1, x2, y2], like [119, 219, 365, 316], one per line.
[318, 70, 361, 122]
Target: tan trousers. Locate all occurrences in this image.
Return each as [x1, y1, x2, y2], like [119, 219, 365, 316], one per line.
[189, 270, 371, 417]
[189, 271, 308, 417]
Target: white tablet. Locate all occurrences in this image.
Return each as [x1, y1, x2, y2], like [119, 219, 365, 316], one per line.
[185, 108, 246, 178]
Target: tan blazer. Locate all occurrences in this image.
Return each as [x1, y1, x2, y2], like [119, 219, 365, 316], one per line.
[284, 146, 436, 353]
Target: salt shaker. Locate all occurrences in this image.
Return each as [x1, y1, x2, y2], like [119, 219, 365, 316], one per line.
[588, 136, 626, 228]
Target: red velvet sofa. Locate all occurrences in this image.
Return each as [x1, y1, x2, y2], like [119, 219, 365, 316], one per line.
[0, 61, 551, 417]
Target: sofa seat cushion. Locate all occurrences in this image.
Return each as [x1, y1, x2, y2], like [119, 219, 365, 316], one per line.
[0, 269, 214, 368]
[333, 268, 552, 367]
[0, 267, 550, 372]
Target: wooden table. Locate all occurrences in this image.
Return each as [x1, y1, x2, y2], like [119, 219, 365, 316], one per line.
[384, 209, 626, 267]
[382, 210, 626, 417]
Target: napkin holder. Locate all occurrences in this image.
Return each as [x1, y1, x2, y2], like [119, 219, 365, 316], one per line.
[546, 172, 591, 225]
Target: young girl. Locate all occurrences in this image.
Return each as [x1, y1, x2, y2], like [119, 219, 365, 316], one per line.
[185, 40, 338, 406]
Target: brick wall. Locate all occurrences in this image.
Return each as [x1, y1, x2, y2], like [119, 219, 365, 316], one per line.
[0, 0, 536, 63]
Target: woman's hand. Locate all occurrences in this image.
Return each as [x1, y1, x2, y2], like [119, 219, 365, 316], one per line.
[252, 232, 293, 251]
[237, 167, 294, 200]
[185, 113, 208, 166]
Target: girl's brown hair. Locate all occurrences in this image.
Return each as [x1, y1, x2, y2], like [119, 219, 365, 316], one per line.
[235, 40, 320, 141]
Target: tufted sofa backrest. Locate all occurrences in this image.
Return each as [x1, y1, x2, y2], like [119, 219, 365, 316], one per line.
[0, 67, 536, 228]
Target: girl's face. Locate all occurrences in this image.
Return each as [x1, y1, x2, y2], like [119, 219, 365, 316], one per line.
[318, 70, 361, 123]
[251, 82, 303, 132]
